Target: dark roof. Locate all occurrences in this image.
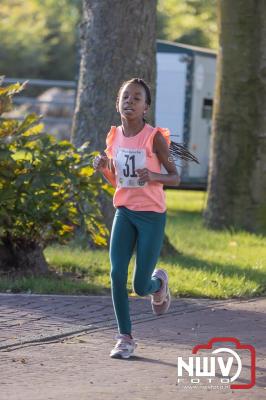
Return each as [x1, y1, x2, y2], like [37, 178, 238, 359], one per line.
[157, 39, 217, 58]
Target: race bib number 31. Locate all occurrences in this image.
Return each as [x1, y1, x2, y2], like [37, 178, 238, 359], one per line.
[115, 147, 147, 188]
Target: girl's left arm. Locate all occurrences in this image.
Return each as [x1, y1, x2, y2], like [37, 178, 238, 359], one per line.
[136, 132, 181, 187]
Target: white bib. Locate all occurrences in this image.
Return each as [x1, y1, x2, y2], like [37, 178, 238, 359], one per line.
[115, 147, 147, 188]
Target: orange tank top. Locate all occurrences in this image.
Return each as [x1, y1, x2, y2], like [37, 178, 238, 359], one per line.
[104, 123, 171, 213]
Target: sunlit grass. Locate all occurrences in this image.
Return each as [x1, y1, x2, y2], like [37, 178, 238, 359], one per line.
[164, 190, 266, 298]
[1, 189, 265, 298]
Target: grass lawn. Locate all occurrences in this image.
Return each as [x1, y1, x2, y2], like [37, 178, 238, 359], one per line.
[1, 190, 266, 298]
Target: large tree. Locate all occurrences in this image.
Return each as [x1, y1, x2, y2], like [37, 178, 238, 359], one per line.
[71, 0, 178, 255]
[71, 0, 157, 148]
[71, 0, 155, 239]
[204, 0, 266, 233]
[0, 0, 217, 80]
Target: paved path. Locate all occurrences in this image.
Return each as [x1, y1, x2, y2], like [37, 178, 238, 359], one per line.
[0, 293, 265, 399]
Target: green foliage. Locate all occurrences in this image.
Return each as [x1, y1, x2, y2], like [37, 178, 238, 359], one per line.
[0, 0, 217, 79]
[157, 0, 218, 49]
[0, 78, 109, 247]
[0, 0, 81, 79]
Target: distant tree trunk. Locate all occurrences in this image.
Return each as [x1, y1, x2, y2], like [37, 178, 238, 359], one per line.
[71, 0, 179, 255]
[204, 0, 266, 233]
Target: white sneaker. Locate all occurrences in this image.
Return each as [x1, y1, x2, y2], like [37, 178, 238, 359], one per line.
[150, 269, 171, 315]
[110, 333, 137, 359]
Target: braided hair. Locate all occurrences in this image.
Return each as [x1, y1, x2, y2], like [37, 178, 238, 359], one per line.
[116, 77, 199, 165]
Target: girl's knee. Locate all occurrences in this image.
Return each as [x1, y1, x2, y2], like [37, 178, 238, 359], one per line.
[110, 267, 127, 288]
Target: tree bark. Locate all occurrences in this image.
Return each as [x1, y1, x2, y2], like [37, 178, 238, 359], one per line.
[0, 235, 48, 276]
[71, 0, 157, 150]
[204, 0, 266, 233]
[71, 0, 180, 255]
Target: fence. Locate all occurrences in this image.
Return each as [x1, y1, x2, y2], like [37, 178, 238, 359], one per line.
[3, 77, 77, 130]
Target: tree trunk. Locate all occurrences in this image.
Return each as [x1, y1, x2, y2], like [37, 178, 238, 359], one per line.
[204, 0, 266, 233]
[71, 0, 180, 256]
[71, 0, 157, 150]
[0, 235, 48, 276]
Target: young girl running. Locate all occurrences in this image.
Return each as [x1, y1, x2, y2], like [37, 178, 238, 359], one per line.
[93, 77, 180, 359]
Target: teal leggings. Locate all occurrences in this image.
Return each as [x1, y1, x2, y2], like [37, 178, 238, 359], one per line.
[109, 205, 167, 335]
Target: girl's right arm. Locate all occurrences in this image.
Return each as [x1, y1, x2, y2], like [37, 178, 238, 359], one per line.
[101, 161, 116, 188]
[93, 154, 116, 188]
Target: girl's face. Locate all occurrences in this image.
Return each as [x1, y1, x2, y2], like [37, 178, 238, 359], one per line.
[117, 83, 149, 121]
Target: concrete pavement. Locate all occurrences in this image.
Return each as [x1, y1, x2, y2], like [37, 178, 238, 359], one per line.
[0, 293, 265, 399]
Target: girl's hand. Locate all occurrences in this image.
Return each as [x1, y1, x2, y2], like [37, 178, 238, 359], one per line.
[93, 153, 109, 171]
[136, 168, 155, 184]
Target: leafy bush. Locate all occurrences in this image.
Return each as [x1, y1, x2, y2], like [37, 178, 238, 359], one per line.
[0, 77, 109, 272]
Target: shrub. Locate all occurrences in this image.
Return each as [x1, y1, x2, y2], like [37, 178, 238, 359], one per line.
[0, 77, 109, 274]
